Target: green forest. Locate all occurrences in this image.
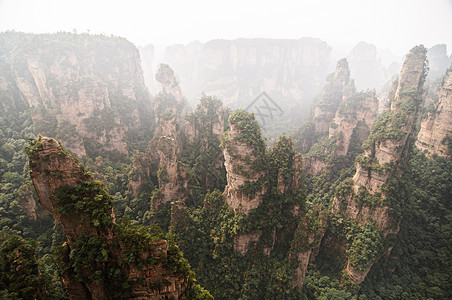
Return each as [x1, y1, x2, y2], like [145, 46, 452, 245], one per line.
[0, 32, 450, 299]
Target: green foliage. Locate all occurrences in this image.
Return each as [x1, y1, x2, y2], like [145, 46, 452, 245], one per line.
[360, 150, 452, 299]
[346, 221, 383, 272]
[0, 231, 46, 299]
[55, 181, 114, 228]
[226, 110, 266, 155]
[114, 216, 164, 267]
[179, 95, 228, 205]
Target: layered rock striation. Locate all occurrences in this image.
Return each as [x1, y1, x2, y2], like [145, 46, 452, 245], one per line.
[329, 90, 379, 157]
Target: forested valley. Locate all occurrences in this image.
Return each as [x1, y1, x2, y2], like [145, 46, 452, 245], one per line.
[0, 32, 450, 299]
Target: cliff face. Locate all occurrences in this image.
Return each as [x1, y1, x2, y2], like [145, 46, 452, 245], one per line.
[221, 111, 266, 214]
[148, 114, 189, 207]
[427, 44, 452, 80]
[0, 32, 153, 158]
[313, 58, 354, 134]
[329, 91, 379, 157]
[333, 45, 427, 284]
[295, 58, 355, 155]
[183, 96, 228, 190]
[353, 46, 427, 194]
[416, 65, 452, 158]
[28, 136, 196, 299]
[290, 207, 328, 288]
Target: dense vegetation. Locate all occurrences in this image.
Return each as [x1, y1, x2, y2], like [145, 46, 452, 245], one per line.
[0, 33, 450, 299]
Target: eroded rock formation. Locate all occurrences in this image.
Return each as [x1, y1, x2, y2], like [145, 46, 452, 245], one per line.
[290, 207, 328, 288]
[221, 110, 266, 214]
[0, 32, 153, 158]
[329, 91, 379, 156]
[148, 113, 189, 207]
[296, 58, 355, 155]
[333, 45, 428, 283]
[154, 64, 190, 123]
[28, 136, 198, 299]
[416, 65, 452, 158]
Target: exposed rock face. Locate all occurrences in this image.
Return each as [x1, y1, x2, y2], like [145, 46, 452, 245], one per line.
[329, 91, 379, 156]
[290, 207, 328, 288]
[233, 232, 261, 255]
[184, 96, 228, 190]
[18, 185, 38, 220]
[154, 64, 190, 123]
[0, 32, 153, 158]
[301, 157, 326, 176]
[148, 114, 189, 206]
[128, 150, 153, 198]
[353, 46, 427, 195]
[221, 111, 266, 214]
[295, 58, 355, 154]
[416, 65, 452, 158]
[28, 136, 194, 299]
[333, 45, 428, 284]
[313, 58, 354, 134]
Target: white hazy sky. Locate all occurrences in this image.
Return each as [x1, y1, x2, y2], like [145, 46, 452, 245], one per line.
[0, 0, 451, 56]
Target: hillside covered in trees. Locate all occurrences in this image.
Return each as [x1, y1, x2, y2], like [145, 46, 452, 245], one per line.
[0, 32, 451, 299]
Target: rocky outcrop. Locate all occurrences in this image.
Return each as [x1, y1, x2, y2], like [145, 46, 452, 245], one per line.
[221, 111, 266, 214]
[0, 32, 153, 158]
[332, 45, 428, 284]
[416, 65, 452, 158]
[128, 150, 153, 198]
[290, 207, 328, 288]
[352, 45, 427, 195]
[154, 64, 190, 123]
[184, 95, 228, 190]
[295, 58, 355, 154]
[18, 185, 38, 220]
[313, 58, 355, 134]
[28, 136, 197, 299]
[148, 113, 189, 206]
[329, 91, 379, 156]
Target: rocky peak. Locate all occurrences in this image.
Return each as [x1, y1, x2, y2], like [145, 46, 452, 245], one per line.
[332, 45, 427, 284]
[416, 65, 452, 158]
[154, 64, 190, 123]
[221, 110, 266, 214]
[27, 136, 199, 299]
[156, 64, 180, 94]
[332, 58, 351, 87]
[393, 45, 428, 102]
[354, 45, 427, 194]
[301, 58, 355, 147]
[148, 113, 189, 207]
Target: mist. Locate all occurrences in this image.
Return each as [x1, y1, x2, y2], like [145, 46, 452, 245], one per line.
[0, 0, 451, 56]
